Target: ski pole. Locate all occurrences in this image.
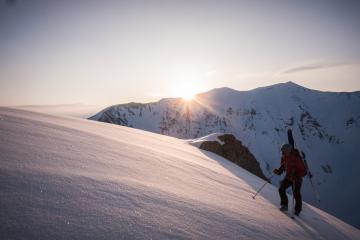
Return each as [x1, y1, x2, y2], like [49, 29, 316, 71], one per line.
[252, 174, 274, 199]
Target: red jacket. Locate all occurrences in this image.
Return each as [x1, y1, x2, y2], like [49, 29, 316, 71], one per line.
[278, 149, 307, 181]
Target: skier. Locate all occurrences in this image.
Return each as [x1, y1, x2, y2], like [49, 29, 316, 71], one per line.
[273, 143, 307, 216]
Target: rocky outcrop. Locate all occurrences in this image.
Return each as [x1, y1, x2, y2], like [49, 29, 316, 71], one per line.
[199, 134, 268, 181]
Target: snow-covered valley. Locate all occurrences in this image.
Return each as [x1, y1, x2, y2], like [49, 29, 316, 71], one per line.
[0, 107, 359, 239]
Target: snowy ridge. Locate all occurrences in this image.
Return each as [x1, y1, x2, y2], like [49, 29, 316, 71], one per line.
[0, 107, 359, 239]
[90, 81, 360, 228]
[187, 132, 225, 147]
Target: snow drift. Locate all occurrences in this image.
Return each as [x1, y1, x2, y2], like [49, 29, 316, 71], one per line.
[0, 107, 359, 239]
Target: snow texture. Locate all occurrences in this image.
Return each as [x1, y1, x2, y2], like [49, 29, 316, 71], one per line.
[0, 107, 359, 239]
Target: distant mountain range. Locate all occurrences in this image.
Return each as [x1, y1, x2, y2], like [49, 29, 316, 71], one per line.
[90, 81, 360, 228]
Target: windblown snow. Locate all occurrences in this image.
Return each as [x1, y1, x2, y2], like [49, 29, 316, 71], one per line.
[0, 107, 359, 239]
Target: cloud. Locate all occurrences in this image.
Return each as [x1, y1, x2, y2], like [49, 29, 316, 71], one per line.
[282, 62, 354, 74]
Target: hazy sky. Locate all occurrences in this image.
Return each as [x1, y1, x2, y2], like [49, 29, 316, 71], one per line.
[1, 0, 360, 106]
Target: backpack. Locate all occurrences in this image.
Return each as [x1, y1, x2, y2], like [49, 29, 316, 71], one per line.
[293, 149, 308, 177]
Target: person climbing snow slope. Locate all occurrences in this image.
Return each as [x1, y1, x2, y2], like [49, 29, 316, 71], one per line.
[273, 143, 307, 216]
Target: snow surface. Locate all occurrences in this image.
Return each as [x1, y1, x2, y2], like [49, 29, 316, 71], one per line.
[0, 107, 359, 239]
[187, 132, 225, 147]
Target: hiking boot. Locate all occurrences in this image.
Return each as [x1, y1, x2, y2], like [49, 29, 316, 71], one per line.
[279, 205, 288, 212]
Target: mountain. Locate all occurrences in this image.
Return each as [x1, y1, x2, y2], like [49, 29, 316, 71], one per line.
[89, 81, 360, 228]
[0, 107, 359, 239]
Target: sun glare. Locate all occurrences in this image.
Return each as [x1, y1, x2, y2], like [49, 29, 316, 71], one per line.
[170, 73, 205, 101]
[182, 92, 195, 101]
[174, 82, 200, 101]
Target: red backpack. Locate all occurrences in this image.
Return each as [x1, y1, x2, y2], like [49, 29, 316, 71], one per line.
[283, 149, 308, 179]
[293, 150, 308, 177]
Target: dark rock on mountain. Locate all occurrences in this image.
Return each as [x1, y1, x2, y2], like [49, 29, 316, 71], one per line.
[200, 134, 268, 181]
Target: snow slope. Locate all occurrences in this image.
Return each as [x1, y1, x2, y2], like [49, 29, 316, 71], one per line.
[0, 107, 359, 239]
[89, 82, 360, 228]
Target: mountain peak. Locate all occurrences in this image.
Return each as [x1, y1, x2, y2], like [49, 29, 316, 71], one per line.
[284, 81, 300, 86]
[252, 81, 306, 92]
[197, 87, 239, 96]
[199, 82, 306, 97]
[281, 81, 306, 89]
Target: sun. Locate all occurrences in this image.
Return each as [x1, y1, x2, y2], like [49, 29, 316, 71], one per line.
[174, 83, 199, 101]
[170, 78, 204, 102]
[182, 92, 195, 101]
[178, 87, 200, 101]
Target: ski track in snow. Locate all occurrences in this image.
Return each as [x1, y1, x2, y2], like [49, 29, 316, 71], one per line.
[0, 107, 359, 239]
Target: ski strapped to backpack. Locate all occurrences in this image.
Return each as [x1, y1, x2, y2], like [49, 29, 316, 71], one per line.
[287, 129, 321, 203]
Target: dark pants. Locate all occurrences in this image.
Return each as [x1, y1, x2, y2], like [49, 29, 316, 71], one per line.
[279, 178, 302, 213]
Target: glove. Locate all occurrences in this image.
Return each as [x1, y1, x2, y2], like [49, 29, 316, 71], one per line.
[273, 168, 281, 175]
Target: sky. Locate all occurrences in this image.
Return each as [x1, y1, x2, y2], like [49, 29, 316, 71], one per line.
[1, 0, 360, 107]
